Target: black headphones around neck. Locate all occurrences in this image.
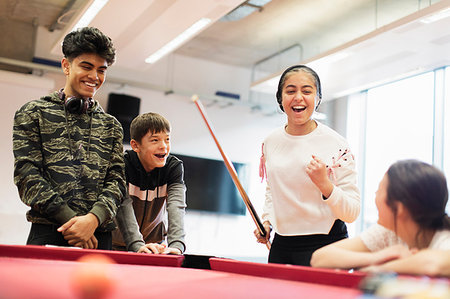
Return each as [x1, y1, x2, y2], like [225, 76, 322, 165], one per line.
[58, 89, 92, 114]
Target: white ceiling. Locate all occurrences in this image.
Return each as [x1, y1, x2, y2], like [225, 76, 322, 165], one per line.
[1, 0, 450, 101]
[252, 0, 450, 99]
[64, 0, 245, 69]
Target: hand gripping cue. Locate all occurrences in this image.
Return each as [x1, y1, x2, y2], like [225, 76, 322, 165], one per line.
[192, 95, 271, 250]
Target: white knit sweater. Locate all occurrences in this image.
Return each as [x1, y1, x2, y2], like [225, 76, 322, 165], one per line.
[261, 122, 360, 235]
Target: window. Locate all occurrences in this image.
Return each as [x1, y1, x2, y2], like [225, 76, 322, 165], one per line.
[351, 72, 435, 229]
[443, 66, 450, 214]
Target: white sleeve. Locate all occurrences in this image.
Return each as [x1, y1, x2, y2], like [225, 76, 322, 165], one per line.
[262, 183, 273, 224]
[429, 230, 450, 249]
[360, 224, 405, 252]
[325, 149, 361, 223]
[261, 142, 273, 225]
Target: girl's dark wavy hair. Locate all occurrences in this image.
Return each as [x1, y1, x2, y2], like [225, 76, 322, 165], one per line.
[386, 159, 450, 244]
[62, 27, 116, 65]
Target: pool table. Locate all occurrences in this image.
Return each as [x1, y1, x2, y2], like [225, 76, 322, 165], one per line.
[0, 244, 366, 299]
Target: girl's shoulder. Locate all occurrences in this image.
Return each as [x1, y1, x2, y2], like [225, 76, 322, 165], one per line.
[263, 126, 285, 145]
[316, 122, 348, 144]
[360, 224, 405, 251]
[429, 230, 450, 250]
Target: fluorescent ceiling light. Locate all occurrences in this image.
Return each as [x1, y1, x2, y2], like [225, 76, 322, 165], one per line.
[50, 0, 109, 56]
[71, 0, 109, 31]
[145, 18, 212, 64]
[420, 7, 450, 24]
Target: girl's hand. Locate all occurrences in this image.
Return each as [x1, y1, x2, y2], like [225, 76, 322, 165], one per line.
[306, 155, 333, 198]
[254, 221, 272, 244]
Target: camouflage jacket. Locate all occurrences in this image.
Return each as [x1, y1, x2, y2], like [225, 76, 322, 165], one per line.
[13, 91, 126, 231]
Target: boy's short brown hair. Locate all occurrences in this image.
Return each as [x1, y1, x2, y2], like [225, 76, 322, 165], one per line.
[130, 112, 171, 143]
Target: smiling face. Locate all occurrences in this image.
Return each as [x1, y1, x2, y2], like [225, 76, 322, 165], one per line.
[281, 71, 319, 135]
[61, 53, 108, 99]
[131, 130, 171, 172]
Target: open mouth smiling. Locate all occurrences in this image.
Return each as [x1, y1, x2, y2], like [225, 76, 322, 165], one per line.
[292, 106, 306, 112]
[154, 153, 166, 159]
[84, 82, 97, 88]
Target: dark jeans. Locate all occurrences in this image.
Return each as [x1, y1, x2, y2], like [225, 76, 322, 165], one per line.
[26, 223, 112, 250]
[268, 220, 348, 266]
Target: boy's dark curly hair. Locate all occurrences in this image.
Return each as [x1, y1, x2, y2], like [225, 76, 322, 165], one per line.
[62, 27, 116, 65]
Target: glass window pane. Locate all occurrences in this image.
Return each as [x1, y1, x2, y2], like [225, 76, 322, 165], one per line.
[346, 92, 367, 235]
[443, 66, 450, 214]
[363, 72, 434, 228]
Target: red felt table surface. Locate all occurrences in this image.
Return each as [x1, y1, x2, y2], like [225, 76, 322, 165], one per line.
[0, 256, 363, 299]
[0, 244, 366, 298]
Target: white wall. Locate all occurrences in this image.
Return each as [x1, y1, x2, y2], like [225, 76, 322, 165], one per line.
[0, 59, 284, 260]
[0, 70, 55, 244]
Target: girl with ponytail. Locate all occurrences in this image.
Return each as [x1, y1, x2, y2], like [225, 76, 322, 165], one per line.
[311, 159, 450, 277]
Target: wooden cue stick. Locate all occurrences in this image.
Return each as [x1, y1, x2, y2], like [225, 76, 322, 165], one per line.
[192, 95, 271, 250]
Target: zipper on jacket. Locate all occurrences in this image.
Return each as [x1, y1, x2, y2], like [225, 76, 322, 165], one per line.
[140, 190, 149, 231]
[139, 169, 160, 233]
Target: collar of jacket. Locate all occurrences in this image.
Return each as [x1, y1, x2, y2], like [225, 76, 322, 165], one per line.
[125, 150, 161, 190]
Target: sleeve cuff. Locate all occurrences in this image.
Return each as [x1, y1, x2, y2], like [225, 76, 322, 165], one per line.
[323, 186, 337, 202]
[89, 204, 108, 226]
[53, 205, 77, 224]
[128, 240, 146, 252]
[169, 241, 186, 254]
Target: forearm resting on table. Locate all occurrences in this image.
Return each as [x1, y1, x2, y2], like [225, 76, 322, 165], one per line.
[312, 240, 414, 271]
[311, 246, 378, 269]
[367, 249, 450, 277]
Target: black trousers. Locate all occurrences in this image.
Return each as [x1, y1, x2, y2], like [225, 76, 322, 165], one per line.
[26, 223, 112, 250]
[268, 220, 348, 266]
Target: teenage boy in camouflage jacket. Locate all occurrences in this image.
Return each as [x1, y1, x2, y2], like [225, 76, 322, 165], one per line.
[13, 27, 126, 250]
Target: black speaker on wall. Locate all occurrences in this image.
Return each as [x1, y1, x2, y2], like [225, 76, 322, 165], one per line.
[107, 93, 141, 144]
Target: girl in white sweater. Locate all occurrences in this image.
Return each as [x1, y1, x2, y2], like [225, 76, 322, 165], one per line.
[254, 65, 360, 266]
